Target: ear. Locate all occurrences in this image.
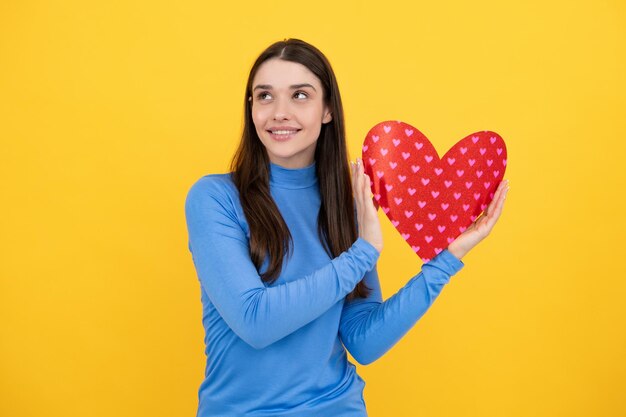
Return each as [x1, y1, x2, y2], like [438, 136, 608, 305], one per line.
[322, 106, 333, 124]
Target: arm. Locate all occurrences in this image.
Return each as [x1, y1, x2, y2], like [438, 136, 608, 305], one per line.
[339, 158, 506, 365]
[185, 176, 379, 350]
[339, 249, 464, 365]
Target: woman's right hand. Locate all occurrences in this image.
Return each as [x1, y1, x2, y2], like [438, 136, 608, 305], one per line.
[351, 157, 383, 253]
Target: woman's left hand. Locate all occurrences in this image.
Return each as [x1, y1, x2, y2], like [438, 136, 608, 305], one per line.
[447, 179, 509, 261]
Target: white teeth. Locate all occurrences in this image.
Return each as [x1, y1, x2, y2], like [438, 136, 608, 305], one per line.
[272, 130, 297, 135]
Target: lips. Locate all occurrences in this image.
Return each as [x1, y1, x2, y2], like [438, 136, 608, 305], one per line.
[267, 127, 301, 141]
[267, 126, 301, 133]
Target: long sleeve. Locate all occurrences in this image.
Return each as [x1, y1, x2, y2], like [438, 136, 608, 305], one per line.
[338, 249, 464, 365]
[185, 176, 380, 350]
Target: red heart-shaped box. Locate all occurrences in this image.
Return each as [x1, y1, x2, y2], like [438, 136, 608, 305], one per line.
[362, 121, 507, 262]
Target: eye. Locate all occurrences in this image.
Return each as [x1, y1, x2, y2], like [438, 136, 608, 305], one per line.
[293, 91, 308, 99]
[256, 91, 272, 101]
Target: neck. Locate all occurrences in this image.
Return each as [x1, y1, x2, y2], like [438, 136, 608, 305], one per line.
[269, 161, 318, 189]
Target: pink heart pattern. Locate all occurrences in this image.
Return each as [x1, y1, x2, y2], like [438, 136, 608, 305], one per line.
[362, 121, 508, 262]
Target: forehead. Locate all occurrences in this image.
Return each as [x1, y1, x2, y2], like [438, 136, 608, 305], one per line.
[253, 58, 322, 88]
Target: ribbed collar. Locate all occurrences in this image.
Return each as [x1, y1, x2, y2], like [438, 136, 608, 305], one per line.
[269, 161, 318, 189]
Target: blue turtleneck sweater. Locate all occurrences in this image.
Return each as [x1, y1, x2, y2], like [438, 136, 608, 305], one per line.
[184, 161, 464, 417]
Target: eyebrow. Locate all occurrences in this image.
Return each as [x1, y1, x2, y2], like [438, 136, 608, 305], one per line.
[253, 83, 317, 92]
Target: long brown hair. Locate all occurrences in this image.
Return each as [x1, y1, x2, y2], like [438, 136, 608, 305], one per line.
[230, 38, 370, 301]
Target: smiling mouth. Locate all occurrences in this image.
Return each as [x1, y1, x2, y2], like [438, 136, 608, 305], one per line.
[267, 129, 301, 140]
[268, 129, 301, 134]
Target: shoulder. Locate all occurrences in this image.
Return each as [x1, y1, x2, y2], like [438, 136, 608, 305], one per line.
[185, 172, 241, 217]
[186, 172, 236, 197]
[185, 172, 251, 242]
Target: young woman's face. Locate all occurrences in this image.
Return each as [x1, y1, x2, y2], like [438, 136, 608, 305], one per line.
[251, 58, 332, 169]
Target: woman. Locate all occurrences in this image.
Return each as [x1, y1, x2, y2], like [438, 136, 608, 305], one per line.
[185, 38, 508, 417]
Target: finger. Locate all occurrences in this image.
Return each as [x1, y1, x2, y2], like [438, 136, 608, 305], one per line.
[479, 185, 503, 230]
[351, 161, 358, 197]
[355, 158, 364, 198]
[352, 162, 361, 199]
[486, 179, 508, 217]
[358, 160, 370, 215]
[361, 162, 370, 198]
[350, 160, 354, 175]
[485, 182, 508, 229]
[492, 180, 508, 212]
[354, 160, 364, 215]
[362, 172, 374, 211]
[491, 182, 508, 220]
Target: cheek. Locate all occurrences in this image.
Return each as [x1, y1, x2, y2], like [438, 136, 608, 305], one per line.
[251, 107, 270, 128]
[307, 108, 325, 128]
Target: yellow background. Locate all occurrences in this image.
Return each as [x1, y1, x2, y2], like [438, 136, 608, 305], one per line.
[1, 1, 625, 416]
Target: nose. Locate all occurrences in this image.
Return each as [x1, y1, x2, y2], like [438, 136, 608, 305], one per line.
[273, 98, 291, 121]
